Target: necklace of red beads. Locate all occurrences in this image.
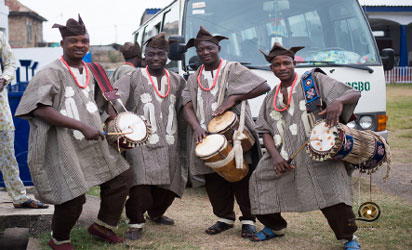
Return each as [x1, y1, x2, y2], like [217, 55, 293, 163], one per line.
[146, 66, 171, 98]
[273, 73, 298, 112]
[60, 57, 90, 89]
[197, 59, 223, 91]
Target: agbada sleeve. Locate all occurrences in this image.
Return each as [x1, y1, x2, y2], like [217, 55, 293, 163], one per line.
[181, 74, 195, 106]
[255, 91, 274, 135]
[175, 75, 187, 111]
[112, 71, 136, 112]
[226, 62, 267, 96]
[315, 72, 360, 123]
[15, 68, 60, 120]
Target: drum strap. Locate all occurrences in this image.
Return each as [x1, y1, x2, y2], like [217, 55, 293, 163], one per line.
[87, 62, 120, 101]
[300, 68, 325, 113]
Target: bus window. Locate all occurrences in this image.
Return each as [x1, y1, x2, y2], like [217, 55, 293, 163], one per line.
[162, 4, 180, 72]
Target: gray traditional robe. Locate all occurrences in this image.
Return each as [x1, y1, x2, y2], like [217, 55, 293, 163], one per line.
[15, 59, 130, 205]
[114, 68, 187, 197]
[110, 64, 136, 83]
[249, 72, 360, 214]
[181, 60, 266, 176]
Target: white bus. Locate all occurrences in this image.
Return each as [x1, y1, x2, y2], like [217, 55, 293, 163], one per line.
[133, 0, 394, 137]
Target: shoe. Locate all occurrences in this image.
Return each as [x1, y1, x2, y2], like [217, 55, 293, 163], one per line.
[14, 199, 49, 209]
[205, 221, 234, 235]
[124, 227, 143, 240]
[87, 223, 124, 244]
[344, 239, 361, 249]
[47, 239, 74, 250]
[250, 226, 284, 242]
[149, 215, 175, 225]
[241, 224, 257, 238]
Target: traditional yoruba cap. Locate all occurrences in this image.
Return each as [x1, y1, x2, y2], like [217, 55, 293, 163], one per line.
[52, 14, 87, 38]
[144, 32, 169, 51]
[186, 26, 228, 49]
[120, 42, 141, 59]
[260, 42, 304, 63]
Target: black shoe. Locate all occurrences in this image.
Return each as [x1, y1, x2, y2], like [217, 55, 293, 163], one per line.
[241, 224, 257, 238]
[124, 228, 143, 240]
[149, 215, 175, 225]
[205, 221, 234, 235]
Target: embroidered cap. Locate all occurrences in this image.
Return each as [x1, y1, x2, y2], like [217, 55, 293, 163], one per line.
[120, 42, 141, 59]
[144, 32, 169, 51]
[52, 14, 87, 38]
[260, 42, 304, 63]
[186, 26, 228, 49]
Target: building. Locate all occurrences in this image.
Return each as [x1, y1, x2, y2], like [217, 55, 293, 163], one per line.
[360, 0, 412, 66]
[5, 0, 47, 48]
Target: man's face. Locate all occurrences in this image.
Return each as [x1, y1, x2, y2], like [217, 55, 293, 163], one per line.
[144, 47, 167, 71]
[61, 34, 90, 60]
[196, 40, 220, 66]
[270, 55, 296, 82]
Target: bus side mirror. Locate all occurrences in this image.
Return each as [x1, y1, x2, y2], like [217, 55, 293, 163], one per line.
[381, 48, 395, 71]
[168, 35, 186, 61]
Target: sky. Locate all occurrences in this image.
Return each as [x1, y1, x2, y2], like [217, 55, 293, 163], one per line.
[18, 0, 173, 45]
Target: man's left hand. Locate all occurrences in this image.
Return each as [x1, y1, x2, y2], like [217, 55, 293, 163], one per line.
[213, 96, 237, 116]
[318, 100, 343, 127]
[0, 78, 7, 92]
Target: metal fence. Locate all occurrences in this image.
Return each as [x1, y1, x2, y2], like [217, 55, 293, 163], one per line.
[385, 66, 412, 84]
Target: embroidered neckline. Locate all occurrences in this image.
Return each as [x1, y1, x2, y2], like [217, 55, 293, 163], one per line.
[197, 59, 223, 91]
[60, 57, 90, 89]
[146, 66, 171, 98]
[273, 73, 298, 112]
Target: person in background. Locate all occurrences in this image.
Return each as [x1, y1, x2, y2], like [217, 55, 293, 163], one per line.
[0, 30, 48, 209]
[110, 42, 143, 83]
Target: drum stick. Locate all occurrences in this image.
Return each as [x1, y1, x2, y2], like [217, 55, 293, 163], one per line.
[287, 140, 309, 164]
[101, 130, 134, 136]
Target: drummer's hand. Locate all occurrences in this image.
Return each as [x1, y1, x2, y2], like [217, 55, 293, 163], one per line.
[318, 100, 343, 127]
[273, 156, 295, 175]
[194, 126, 208, 144]
[213, 96, 237, 116]
[80, 124, 104, 140]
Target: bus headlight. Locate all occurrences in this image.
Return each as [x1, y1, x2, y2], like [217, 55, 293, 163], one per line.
[359, 116, 373, 130]
[347, 121, 356, 129]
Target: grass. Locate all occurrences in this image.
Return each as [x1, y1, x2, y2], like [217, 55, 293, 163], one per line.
[35, 84, 412, 249]
[37, 185, 412, 250]
[386, 84, 412, 163]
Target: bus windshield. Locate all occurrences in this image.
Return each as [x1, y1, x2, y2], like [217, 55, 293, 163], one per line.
[184, 0, 380, 68]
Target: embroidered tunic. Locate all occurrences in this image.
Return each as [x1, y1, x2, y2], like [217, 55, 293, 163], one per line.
[181, 60, 266, 176]
[15, 59, 130, 204]
[114, 68, 187, 197]
[249, 72, 359, 214]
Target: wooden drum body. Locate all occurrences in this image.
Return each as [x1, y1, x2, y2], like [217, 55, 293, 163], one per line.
[195, 134, 249, 182]
[207, 111, 255, 152]
[307, 120, 389, 172]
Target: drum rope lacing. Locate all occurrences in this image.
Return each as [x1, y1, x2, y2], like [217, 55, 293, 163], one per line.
[273, 73, 298, 112]
[197, 59, 223, 91]
[146, 66, 171, 98]
[60, 57, 91, 89]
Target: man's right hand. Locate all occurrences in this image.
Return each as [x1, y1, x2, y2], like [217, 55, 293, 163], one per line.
[80, 124, 104, 140]
[194, 126, 208, 144]
[272, 155, 295, 175]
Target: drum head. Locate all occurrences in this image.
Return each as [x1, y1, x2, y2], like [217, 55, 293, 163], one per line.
[207, 111, 237, 133]
[309, 121, 339, 152]
[117, 112, 147, 142]
[195, 134, 227, 158]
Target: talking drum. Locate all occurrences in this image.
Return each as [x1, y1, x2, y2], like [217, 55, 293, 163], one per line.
[306, 120, 390, 173]
[195, 134, 249, 182]
[207, 111, 255, 152]
[104, 112, 151, 150]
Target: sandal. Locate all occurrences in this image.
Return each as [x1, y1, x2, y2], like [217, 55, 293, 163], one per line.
[205, 221, 234, 235]
[250, 227, 284, 242]
[124, 228, 143, 241]
[241, 224, 257, 238]
[13, 199, 49, 209]
[344, 239, 361, 250]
